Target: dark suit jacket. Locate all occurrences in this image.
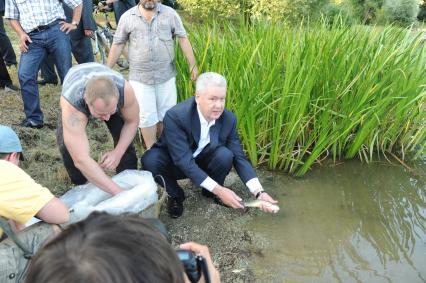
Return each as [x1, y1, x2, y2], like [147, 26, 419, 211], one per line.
[156, 97, 257, 187]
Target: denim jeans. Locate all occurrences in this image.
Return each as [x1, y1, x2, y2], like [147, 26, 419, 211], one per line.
[18, 23, 72, 124]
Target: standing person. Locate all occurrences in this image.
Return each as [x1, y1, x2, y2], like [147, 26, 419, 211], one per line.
[0, 0, 19, 93]
[142, 72, 278, 218]
[57, 63, 139, 195]
[106, 0, 136, 24]
[107, 0, 198, 149]
[0, 0, 17, 67]
[4, 0, 82, 129]
[0, 125, 69, 238]
[39, 0, 97, 85]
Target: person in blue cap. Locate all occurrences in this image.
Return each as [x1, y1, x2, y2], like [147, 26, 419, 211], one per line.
[0, 125, 69, 240]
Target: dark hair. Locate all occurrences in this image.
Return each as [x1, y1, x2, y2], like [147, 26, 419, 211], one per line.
[0, 152, 10, 159]
[25, 212, 185, 283]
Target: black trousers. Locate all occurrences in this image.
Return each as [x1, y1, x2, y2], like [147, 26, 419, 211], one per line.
[57, 112, 138, 185]
[142, 145, 234, 201]
[0, 56, 11, 87]
[0, 15, 17, 66]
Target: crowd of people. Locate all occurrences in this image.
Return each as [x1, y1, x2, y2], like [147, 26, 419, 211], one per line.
[0, 0, 278, 282]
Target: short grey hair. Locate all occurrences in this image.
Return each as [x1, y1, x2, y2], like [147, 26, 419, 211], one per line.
[84, 76, 119, 106]
[195, 72, 227, 95]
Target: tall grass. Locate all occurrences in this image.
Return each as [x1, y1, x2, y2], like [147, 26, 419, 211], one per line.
[176, 20, 426, 176]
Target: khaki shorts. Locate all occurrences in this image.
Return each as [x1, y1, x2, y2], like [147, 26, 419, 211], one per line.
[0, 223, 58, 283]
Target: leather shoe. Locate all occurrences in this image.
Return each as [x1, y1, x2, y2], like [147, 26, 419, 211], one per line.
[167, 197, 183, 218]
[19, 119, 44, 129]
[37, 79, 58, 86]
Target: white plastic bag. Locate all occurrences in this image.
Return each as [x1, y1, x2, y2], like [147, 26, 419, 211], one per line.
[60, 170, 158, 223]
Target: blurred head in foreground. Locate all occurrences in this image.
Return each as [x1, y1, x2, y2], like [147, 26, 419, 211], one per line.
[25, 212, 184, 283]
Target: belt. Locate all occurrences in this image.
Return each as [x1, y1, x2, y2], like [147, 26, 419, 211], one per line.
[29, 19, 62, 34]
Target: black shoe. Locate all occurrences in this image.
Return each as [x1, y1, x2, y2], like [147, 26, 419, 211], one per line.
[1, 84, 19, 93]
[37, 79, 58, 86]
[167, 197, 183, 218]
[19, 119, 44, 129]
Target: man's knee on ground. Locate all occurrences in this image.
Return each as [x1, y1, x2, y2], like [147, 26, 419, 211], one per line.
[141, 150, 160, 173]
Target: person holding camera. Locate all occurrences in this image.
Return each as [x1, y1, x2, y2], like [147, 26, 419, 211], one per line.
[24, 212, 220, 283]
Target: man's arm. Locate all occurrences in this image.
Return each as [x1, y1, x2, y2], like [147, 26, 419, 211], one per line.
[60, 3, 82, 34]
[107, 43, 126, 67]
[99, 81, 138, 169]
[8, 19, 32, 52]
[36, 197, 69, 224]
[61, 97, 125, 195]
[178, 37, 198, 81]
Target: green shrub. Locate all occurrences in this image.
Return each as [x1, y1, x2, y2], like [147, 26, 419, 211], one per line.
[322, 3, 354, 27]
[349, 0, 384, 24]
[177, 0, 328, 23]
[417, 0, 426, 21]
[383, 0, 419, 26]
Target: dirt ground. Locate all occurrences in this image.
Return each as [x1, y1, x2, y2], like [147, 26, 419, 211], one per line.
[0, 79, 275, 282]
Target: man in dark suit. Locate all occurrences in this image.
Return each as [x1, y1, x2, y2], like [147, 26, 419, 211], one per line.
[0, 0, 17, 67]
[142, 72, 277, 218]
[39, 0, 96, 85]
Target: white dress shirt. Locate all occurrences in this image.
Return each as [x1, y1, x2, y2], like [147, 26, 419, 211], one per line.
[195, 107, 263, 195]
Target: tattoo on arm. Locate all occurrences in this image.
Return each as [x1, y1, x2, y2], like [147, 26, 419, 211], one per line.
[67, 113, 81, 128]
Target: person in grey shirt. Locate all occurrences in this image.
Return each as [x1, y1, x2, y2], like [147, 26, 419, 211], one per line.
[107, 0, 197, 149]
[57, 63, 139, 196]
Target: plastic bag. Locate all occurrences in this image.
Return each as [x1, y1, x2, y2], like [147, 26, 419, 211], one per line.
[60, 170, 158, 223]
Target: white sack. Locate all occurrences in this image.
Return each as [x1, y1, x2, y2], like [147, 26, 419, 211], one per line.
[60, 170, 158, 223]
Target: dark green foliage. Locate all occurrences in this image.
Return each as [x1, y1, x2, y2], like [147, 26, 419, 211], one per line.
[322, 3, 354, 27]
[383, 0, 419, 26]
[349, 0, 384, 24]
[417, 0, 426, 21]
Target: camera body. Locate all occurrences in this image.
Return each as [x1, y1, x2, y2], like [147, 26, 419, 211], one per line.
[176, 250, 206, 283]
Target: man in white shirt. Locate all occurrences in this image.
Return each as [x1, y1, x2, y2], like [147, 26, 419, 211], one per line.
[142, 72, 277, 218]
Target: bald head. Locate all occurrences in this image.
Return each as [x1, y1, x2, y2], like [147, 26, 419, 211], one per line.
[84, 76, 119, 107]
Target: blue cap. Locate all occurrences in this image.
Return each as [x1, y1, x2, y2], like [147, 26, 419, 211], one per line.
[0, 125, 24, 159]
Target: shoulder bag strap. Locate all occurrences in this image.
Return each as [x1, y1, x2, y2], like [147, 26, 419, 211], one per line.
[0, 217, 33, 259]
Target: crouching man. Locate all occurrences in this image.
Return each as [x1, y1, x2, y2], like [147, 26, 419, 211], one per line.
[0, 125, 69, 239]
[142, 72, 277, 218]
[57, 62, 139, 195]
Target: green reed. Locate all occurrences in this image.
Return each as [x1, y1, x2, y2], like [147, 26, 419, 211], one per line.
[175, 20, 426, 176]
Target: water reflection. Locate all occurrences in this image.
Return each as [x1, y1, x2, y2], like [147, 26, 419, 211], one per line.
[248, 160, 426, 283]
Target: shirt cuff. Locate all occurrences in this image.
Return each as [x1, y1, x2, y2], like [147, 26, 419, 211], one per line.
[246, 178, 263, 195]
[200, 177, 218, 192]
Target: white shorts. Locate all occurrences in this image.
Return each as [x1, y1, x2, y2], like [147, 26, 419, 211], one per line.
[129, 77, 177, 128]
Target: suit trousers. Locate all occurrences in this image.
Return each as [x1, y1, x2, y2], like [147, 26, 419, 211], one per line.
[56, 112, 138, 185]
[142, 145, 234, 201]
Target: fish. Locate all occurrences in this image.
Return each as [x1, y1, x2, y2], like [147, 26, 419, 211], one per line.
[243, 200, 280, 213]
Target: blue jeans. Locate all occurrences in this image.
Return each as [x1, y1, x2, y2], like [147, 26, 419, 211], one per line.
[18, 23, 72, 124]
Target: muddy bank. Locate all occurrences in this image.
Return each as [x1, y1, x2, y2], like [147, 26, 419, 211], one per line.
[1, 86, 274, 282]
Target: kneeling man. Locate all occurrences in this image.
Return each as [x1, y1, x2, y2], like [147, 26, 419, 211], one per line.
[142, 72, 277, 218]
[57, 63, 139, 195]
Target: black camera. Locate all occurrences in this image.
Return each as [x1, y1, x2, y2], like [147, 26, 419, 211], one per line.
[176, 250, 210, 283]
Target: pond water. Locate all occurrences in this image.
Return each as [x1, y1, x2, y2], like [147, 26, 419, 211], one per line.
[247, 159, 426, 283]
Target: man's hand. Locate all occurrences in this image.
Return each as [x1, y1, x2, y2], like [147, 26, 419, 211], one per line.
[84, 29, 94, 37]
[59, 21, 77, 34]
[257, 192, 279, 213]
[212, 185, 244, 209]
[19, 33, 31, 52]
[99, 150, 123, 170]
[190, 65, 198, 81]
[179, 242, 221, 283]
